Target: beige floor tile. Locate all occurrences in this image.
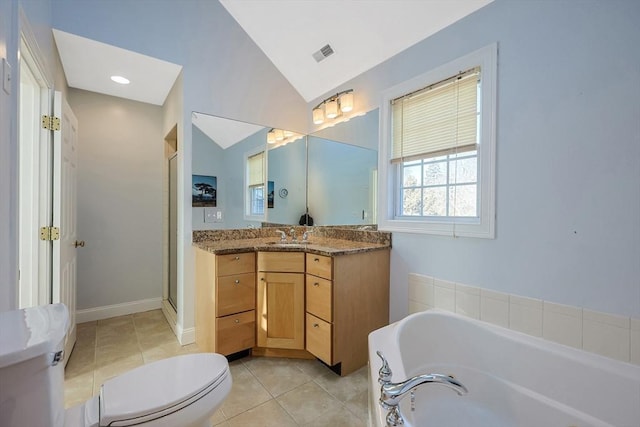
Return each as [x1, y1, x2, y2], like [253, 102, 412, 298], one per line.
[209, 408, 226, 425]
[276, 381, 343, 425]
[220, 363, 272, 419]
[286, 357, 334, 379]
[137, 328, 179, 351]
[226, 400, 297, 427]
[305, 405, 368, 427]
[64, 371, 94, 409]
[313, 365, 368, 402]
[65, 345, 96, 379]
[95, 341, 141, 367]
[243, 356, 312, 397]
[97, 314, 134, 327]
[93, 353, 144, 394]
[141, 340, 183, 364]
[344, 389, 369, 422]
[133, 313, 170, 333]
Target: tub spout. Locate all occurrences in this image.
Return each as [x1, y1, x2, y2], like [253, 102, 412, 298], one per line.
[380, 373, 467, 409]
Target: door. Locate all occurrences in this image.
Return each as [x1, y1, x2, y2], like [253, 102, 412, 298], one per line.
[257, 272, 305, 349]
[52, 92, 78, 360]
[168, 153, 178, 310]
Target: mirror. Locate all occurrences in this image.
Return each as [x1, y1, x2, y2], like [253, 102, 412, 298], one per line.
[191, 109, 379, 228]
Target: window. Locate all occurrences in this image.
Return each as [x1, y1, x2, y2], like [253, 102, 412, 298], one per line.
[379, 44, 497, 238]
[246, 151, 265, 218]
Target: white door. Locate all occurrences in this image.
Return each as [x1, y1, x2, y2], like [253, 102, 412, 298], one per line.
[52, 92, 79, 359]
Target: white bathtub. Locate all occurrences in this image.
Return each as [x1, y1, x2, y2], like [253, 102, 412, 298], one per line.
[368, 310, 640, 427]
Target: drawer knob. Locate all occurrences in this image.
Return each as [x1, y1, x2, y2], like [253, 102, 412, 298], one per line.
[235, 319, 240, 324]
[234, 256, 240, 260]
[313, 282, 320, 287]
[235, 279, 240, 284]
[313, 323, 319, 328]
[314, 258, 320, 262]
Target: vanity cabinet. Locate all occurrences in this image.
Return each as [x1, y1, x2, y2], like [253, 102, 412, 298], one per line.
[305, 249, 390, 376]
[256, 252, 305, 350]
[195, 249, 256, 355]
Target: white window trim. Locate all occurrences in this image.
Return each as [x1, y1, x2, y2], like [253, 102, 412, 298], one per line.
[244, 147, 266, 222]
[378, 43, 497, 238]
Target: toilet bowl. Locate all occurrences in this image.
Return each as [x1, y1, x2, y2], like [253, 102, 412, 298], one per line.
[0, 304, 231, 427]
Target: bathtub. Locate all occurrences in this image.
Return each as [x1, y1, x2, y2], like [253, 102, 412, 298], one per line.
[368, 310, 640, 427]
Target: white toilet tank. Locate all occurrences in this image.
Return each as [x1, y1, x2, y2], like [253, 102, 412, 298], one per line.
[0, 303, 69, 427]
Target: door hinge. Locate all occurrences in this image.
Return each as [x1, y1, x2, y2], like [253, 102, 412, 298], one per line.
[41, 115, 61, 131]
[40, 226, 60, 241]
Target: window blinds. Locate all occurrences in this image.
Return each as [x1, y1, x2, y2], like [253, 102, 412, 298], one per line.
[391, 67, 480, 163]
[248, 152, 264, 186]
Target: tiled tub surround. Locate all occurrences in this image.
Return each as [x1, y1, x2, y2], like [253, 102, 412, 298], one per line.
[408, 273, 640, 365]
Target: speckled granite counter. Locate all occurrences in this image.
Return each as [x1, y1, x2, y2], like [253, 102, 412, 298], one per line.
[193, 227, 391, 256]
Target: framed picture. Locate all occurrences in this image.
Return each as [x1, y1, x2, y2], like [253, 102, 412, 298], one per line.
[192, 175, 217, 207]
[267, 181, 274, 208]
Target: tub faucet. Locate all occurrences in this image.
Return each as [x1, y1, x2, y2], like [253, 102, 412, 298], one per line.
[376, 351, 468, 427]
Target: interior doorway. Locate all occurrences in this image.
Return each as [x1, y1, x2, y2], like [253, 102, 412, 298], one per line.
[18, 32, 52, 308]
[163, 125, 178, 319]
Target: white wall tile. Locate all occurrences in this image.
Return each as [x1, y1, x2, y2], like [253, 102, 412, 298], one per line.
[509, 295, 543, 337]
[480, 289, 509, 328]
[631, 318, 640, 366]
[408, 273, 433, 307]
[455, 283, 480, 319]
[434, 279, 455, 312]
[408, 300, 430, 315]
[543, 301, 582, 349]
[583, 309, 630, 363]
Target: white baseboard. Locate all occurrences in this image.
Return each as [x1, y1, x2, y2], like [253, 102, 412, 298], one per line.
[76, 297, 163, 323]
[178, 326, 196, 345]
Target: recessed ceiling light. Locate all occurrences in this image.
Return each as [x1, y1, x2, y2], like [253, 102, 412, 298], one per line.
[110, 75, 130, 85]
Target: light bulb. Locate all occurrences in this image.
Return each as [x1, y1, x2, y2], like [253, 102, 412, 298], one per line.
[339, 92, 353, 112]
[325, 99, 339, 119]
[267, 130, 276, 144]
[313, 107, 324, 124]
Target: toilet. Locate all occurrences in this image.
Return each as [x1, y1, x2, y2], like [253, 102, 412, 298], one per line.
[0, 303, 231, 427]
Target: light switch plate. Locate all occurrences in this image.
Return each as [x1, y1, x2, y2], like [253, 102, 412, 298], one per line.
[204, 207, 223, 223]
[3, 58, 11, 95]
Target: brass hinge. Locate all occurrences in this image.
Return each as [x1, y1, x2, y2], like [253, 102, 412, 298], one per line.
[40, 226, 60, 241]
[41, 115, 61, 131]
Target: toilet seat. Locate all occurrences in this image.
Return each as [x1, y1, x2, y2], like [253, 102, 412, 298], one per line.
[99, 353, 229, 427]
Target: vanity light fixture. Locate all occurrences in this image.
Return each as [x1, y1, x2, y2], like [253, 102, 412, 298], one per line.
[110, 75, 130, 85]
[267, 128, 303, 146]
[312, 89, 354, 125]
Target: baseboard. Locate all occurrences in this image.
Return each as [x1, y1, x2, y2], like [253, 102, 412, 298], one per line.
[76, 297, 163, 323]
[178, 326, 196, 345]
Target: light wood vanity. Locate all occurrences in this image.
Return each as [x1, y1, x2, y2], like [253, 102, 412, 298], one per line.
[194, 228, 391, 376]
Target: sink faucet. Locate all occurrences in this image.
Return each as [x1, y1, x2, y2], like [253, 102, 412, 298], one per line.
[302, 229, 313, 241]
[376, 351, 467, 426]
[289, 228, 297, 241]
[275, 230, 287, 241]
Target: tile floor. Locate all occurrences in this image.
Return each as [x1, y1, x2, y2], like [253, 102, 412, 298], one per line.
[64, 309, 370, 426]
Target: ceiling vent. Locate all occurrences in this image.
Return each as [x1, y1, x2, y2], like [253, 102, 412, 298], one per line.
[312, 44, 334, 62]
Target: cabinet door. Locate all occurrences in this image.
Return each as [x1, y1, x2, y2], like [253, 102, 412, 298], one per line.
[257, 272, 305, 349]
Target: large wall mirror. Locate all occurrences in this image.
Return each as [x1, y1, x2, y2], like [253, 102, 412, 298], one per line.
[191, 109, 378, 228]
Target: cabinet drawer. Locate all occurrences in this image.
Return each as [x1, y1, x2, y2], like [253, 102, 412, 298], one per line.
[257, 251, 305, 273]
[306, 313, 332, 365]
[306, 253, 332, 280]
[306, 275, 332, 322]
[217, 252, 255, 277]
[216, 273, 256, 317]
[216, 310, 255, 355]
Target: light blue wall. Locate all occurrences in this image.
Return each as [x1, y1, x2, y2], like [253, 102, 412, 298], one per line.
[316, 0, 640, 320]
[267, 139, 307, 225]
[192, 125, 226, 230]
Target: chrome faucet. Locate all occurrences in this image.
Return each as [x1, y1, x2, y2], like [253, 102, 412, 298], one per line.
[302, 229, 313, 241]
[275, 230, 287, 241]
[289, 228, 297, 241]
[376, 351, 467, 426]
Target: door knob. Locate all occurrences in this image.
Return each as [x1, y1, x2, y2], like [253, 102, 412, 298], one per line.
[74, 240, 85, 248]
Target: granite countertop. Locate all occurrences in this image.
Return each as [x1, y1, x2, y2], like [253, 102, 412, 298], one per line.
[194, 236, 390, 256]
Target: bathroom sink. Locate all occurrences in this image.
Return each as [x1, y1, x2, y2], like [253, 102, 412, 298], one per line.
[265, 241, 310, 248]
